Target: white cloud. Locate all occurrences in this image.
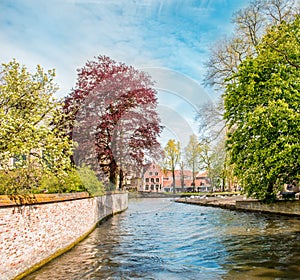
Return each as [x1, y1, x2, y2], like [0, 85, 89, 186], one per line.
[0, 0, 250, 145]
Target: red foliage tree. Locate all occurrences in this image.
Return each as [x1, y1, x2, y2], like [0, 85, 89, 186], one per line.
[64, 55, 162, 190]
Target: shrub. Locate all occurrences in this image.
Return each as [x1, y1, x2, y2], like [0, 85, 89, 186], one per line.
[38, 169, 86, 194]
[0, 166, 104, 196]
[0, 167, 43, 195]
[78, 165, 105, 196]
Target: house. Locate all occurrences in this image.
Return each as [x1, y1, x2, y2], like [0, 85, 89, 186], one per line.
[140, 163, 211, 193]
[139, 163, 164, 192]
[162, 169, 192, 192]
[162, 170, 211, 192]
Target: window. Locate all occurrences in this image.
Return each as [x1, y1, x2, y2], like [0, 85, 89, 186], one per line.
[151, 178, 154, 182]
[163, 177, 169, 180]
[155, 172, 158, 175]
[145, 185, 149, 190]
[145, 178, 149, 182]
[149, 172, 152, 175]
[156, 178, 159, 182]
[151, 185, 154, 190]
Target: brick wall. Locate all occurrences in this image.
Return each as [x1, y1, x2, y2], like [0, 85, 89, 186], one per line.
[0, 192, 128, 280]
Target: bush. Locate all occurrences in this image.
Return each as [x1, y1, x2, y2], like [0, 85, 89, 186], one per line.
[78, 165, 105, 196]
[38, 169, 86, 194]
[0, 166, 104, 196]
[0, 167, 43, 195]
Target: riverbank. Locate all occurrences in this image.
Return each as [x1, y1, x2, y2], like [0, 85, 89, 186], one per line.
[176, 195, 300, 216]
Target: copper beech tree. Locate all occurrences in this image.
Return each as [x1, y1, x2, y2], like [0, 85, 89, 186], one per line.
[64, 55, 162, 190]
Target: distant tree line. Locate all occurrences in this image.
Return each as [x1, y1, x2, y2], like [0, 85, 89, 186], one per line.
[163, 135, 228, 194]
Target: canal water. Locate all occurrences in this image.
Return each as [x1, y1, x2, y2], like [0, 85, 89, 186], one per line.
[26, 198, 300, 280]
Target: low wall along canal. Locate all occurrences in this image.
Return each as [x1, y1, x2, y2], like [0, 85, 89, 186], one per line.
[176, 195, 300, 216]
[0, 192, 128, 280]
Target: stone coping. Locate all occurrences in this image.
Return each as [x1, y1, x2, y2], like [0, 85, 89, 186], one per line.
[0, 192, 90, 207]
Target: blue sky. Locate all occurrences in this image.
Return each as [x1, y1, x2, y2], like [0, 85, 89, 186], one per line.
[1, 0, 250, 147]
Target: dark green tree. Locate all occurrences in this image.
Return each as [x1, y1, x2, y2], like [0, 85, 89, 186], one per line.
[224, 17, 300, 202]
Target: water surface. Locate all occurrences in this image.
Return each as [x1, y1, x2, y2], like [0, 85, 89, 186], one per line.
[26, 198, 300, 279]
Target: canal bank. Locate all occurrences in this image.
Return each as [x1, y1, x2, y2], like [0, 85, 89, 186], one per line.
[176, 196, 300, 216]
[0, 192, 128, 280]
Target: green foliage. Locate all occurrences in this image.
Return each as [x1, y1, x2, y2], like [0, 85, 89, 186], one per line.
[39, 168, 85, 194]
[78, 165, 105, 196]
[0, 166, 105, 195]
[224, 17, 300, 202]
[0, 167, 43, 195]
[0, 59, 74, 193]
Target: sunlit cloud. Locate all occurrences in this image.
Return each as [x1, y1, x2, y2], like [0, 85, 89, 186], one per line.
[0, 0, 249, 144]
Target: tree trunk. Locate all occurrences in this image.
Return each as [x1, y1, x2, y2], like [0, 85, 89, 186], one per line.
[192, 162, 195, 192]
[172, 169, 176, 194]
[264, 183, 276, 203]
[181, 177, 184, 192]
[180, 170, 184, 192]
[109, 158, 117, 191]
[192, 174, 195, 192]
[119, 169, 124, 190]
[222, 176, 225, 192]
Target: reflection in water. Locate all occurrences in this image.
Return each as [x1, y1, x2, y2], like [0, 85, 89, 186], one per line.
[25, 198, 300, 280]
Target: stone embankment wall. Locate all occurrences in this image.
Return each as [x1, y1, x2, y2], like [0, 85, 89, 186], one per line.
[0, 192, 128, 280]
[236, 199, 300, 216]
[176, 196, 300, 216]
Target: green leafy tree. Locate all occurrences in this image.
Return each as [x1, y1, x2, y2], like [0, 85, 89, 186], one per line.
[163, 139, 181, 194]
[224, 17, 300, 202]
[0, 60, 73, 194]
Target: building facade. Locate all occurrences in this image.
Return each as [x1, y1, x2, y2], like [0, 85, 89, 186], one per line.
[139, 163, 164, 192]
[139, 163, 211, 193]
